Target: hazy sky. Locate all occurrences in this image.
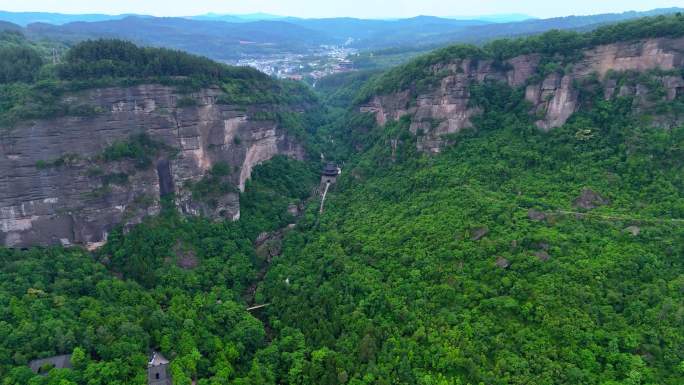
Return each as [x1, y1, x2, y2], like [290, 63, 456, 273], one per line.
[0, 0, 683, 19]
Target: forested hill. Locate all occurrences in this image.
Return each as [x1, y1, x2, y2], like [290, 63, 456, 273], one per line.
[0, 36, 301, 122]
[254, 14, 684, 385]
[0, 13, 684, 385]
[0, 20, 20, 31]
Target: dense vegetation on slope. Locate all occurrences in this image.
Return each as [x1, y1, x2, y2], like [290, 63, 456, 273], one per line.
[256, 83, 684, 384]
[0, 31, 45, 84]
[57, 39, 257, 81]
[8, 77, 679, 385]
[0, 157, 318, 385]
[310, 70, 387, 161]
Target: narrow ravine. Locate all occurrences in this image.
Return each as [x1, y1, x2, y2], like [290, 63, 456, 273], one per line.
[243, 228, 284, 342]
[243, 167, 337, 341]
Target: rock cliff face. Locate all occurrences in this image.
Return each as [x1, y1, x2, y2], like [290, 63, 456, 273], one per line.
[0, 84, 306, 248]
[361, 37, 684, 152]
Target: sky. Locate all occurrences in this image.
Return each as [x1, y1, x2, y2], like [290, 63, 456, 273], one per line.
[0, 0, 683, 19]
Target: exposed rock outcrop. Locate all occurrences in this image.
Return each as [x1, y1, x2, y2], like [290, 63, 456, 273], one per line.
[573, 188, 610, 210]
[361, 37, 684, 152]
[534, 250, 551, 262]
[623, 226, 641, 236]
[0, 84, 306, 248]
[495, 257, 511, 269]
[527, 209, 547, 222]
[470, 226, 489, 241]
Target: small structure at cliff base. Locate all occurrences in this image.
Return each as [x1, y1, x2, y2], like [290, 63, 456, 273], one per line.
[29, 354, 72, 375]
[319, 162, 341, 214]
[321, 162, 341, 185]
[148, 352, 172, 385]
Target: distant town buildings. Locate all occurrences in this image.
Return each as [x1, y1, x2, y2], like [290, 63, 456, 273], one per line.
[230, 45, 357, 81]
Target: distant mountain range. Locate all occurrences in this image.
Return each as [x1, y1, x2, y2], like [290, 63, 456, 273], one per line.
[189, 13, 536, 24]
[0, 8, 682, 60]
[189, 13, 288, 23]
[21, 16, 327, 61]
[446, 14, 533, 23]
[0, 11, 534, 26]
[435, 8, 684, 45]
[0, 11, 137, 26]
[0, 20, 21, 31]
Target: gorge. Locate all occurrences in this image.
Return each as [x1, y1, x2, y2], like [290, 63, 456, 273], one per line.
[0, 13, 683, 385]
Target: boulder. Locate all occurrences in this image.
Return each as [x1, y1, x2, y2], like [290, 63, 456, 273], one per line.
[534, 250, 551, 262]
[470, 227, 489, 241]
[287, 203, 301, 217]
[256, 239, 283, 259]
[177, 254, 199, 269]
[573, 188, 610, 210]
[255, 231, 284, 260]
[495, 257, 511, 269]
[255, 232, 270, 245]
[527, 209, 547, 221]
[623, 226, 641, 236]
[174, 243, 199, 270]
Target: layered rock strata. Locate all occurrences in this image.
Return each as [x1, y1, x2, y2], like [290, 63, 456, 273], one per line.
[0, 84, 305, 247]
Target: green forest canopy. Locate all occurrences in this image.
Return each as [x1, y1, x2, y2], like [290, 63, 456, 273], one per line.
[0, 12, 684, 385]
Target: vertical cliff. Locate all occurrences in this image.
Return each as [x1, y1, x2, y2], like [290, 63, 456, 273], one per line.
[361, 37, 684, 152]
[0, 84, 306, 248]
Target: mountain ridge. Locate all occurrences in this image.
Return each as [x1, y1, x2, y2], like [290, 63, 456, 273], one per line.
[1, 7, 682, 61]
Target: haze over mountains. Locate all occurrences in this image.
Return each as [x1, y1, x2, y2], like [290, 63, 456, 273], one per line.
[0, 11, 534, 26]
[1, 7, 683, 61]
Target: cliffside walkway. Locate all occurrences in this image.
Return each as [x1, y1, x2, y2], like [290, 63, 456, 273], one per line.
[319, 182, 331, 213]
[246, 303, 270, 312]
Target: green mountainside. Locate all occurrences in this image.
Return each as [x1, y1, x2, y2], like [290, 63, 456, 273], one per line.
[260, 94, 684, 385]
[1, 14, 684, 385]
[0, 37, 315, 128]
